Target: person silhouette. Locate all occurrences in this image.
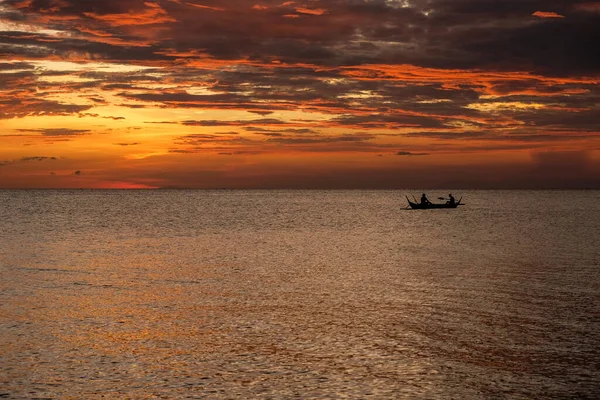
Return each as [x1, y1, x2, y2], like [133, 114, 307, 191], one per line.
[447, 193, 455, 205]
[420, 193, 430, 205]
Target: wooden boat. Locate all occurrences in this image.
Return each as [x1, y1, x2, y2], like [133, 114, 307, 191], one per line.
[406, 196, 463, 209]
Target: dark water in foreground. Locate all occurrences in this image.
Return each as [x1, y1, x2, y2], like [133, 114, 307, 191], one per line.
[1, 190, 599, 399]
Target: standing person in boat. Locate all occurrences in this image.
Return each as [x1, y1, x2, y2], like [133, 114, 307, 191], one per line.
[447, 193, 456, 205]
[420, 193, 431, 205]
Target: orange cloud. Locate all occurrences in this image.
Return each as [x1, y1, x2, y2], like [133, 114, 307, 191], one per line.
[186, 3, 226, 12]
[2, 0, 600, 189]
[339, 64, 599, 95]
[295, 7, 327, 16]
[83, 4, 176, 26]
[532, 11, 565, 18]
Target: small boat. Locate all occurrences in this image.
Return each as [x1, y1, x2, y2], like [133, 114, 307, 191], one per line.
[406, 196, 463, 209]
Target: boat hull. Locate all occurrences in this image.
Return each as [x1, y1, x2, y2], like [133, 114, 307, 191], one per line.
[406, 196, 462, 209]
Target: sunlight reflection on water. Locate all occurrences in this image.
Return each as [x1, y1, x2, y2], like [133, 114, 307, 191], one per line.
[1, 190, 599, 398]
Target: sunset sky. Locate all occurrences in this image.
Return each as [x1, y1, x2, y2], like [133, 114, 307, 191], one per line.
[1, 0, 599, 188]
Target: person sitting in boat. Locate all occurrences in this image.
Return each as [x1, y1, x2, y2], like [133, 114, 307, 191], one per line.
[420, 193, 431, 205]
[447, 194, 456, 205]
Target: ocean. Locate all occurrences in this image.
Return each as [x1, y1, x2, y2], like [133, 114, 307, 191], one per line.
[1, 190, 599, 398]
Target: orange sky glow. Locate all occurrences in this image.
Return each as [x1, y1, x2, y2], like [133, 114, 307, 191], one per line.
[1, 0, 599, 188]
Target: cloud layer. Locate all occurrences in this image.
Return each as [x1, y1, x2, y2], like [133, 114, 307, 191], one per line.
[1, 0, 599, 188]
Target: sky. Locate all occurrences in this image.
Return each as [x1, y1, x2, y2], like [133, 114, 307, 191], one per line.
[0, 0, 599, 189]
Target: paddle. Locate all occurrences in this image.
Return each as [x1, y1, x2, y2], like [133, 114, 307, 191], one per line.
[439, 196, 461, 205]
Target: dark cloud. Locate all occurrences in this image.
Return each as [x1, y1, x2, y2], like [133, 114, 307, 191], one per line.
[0, 156, 57, 167]
[247, 110, 274, 116]
[0, 98, 92, 119]
[3, 0, 596, 133]
[17, 128, 91, 136]
[0, 61, 35, 71]
[406, 131, 490, 139]
[333, 114, 446, 129]
[8, 0, 150, 15]
[281, 128, 318, 134]
[513, 108, 600, 131]
[78, 113, 125, 120]
[86, 96, 107, 103]
[1, 0, 599, 189]
[217, 150, 263, 156]
[396, 151, 430, 156]
[245, 127, 317, 134]
[181, 118, 288, 127]
[456, 15, 600, 75]
[266, 133, 376, 145]
[20, 156, 57, 161]
[174, 133, 259, 147]
[0, 0, 597, 76]
[255, 132, 283, 137]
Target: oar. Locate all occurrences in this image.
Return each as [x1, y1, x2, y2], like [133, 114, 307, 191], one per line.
[438, 197, 446, 200]
[404, 196, 413, 210]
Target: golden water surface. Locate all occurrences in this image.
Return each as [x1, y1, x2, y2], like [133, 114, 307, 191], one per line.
[1, 190, 599, 398]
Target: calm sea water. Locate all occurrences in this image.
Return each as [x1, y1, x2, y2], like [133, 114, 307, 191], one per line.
[1, 190, 599, 399]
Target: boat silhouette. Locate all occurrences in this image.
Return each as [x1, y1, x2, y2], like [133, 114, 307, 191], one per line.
[406, 195, 463, 209]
